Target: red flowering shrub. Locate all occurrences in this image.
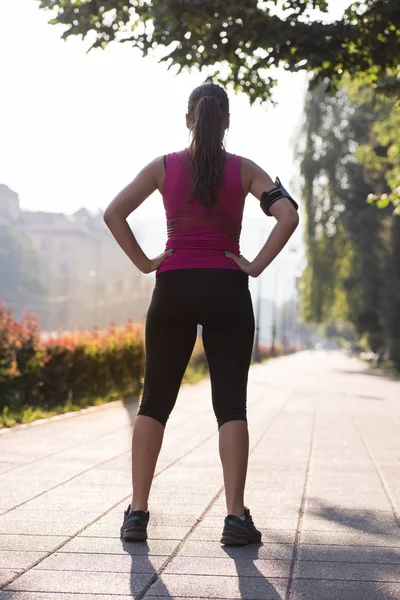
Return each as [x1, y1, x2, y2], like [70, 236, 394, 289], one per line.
[0, 304, 144, 415]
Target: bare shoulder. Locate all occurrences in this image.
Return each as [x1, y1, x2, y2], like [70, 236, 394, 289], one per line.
[240, 156, 276, 200]
[241, 156, 269, 175]
[148, 155, 166, 193]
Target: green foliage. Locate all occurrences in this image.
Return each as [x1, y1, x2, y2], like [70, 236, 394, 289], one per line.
[37, 0, 400, 104]
[0, 308, 145, 424]
[298, 85, 358, 325]
[298, 74, 400, 368]
[350, 69, 400, 214]
[380, 217, 400, 369]
[297, 80, 389, 350]
[0, 306, 212, 427]
[182, 340, 209, 384]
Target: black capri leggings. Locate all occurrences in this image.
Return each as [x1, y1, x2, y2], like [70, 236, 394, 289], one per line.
[137, 269, 255, 429]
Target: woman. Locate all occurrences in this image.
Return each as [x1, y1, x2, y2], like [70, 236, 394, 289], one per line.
[104, 80, 299, 546]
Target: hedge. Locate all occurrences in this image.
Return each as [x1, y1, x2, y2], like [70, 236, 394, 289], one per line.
[0, 304, 144, 417]
[0, 302, 294, 427]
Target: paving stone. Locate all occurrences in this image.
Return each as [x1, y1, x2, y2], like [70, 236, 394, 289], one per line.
[0, 521, 83, 536]
[145, 574, 288, 598]
[150, 483, 218, 493]
[61, 536, 179, 555]
[199, 516, 298, 529]
[100, 511, 197, 527]
[0, 569, 22, 587]
[1, 351, 399, 599]
[305, 496, 393, 511]
[0, 510, 99, 523]
[0, 551, 47, 570]
[34, 552, 166, 572]
[301, 517, 398, 534]
[164, 556, 291, 577]
[0, 594, 136, 600]
[5, 570, 153, 595]
[149, 495, 212, 505]
[80, 523, 191, 540]
[134, 506, 204, 517]
[298, 544, 400, 564]
[177, 541, 293, 560]
[301, 530, 400, 547]
[188, 527, 296, 544]
[291, 580, 400, 600]
[207, 504, 300, 519]
[295, 560, 400, 581]
[0, 535, 66, 552]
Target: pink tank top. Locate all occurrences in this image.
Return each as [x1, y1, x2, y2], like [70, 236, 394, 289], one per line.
[157, 149, 246, 274]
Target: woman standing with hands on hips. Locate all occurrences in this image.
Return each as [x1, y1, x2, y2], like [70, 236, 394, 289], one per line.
[104, 80, 299, 546]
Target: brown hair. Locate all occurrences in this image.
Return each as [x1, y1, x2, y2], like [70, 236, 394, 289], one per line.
[187, 81, 229, 207]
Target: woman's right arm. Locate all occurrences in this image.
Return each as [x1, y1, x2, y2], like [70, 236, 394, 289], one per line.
[226, 158, 299, 277]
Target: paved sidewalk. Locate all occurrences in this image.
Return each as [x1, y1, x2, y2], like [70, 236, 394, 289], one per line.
[0, 350, 399, 600]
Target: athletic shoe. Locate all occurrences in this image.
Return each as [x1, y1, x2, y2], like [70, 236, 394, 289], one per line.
[221, 507, 262, 545]
[120, 505, 149, 541]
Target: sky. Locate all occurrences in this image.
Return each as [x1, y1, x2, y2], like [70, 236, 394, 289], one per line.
[0, 0, 352, 304]
[0, 0, 351, 222]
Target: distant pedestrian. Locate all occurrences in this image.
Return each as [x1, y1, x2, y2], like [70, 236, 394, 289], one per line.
[104, 80, 299, 545]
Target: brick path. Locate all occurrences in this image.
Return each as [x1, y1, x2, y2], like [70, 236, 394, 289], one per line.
[0, 350, 399, 599]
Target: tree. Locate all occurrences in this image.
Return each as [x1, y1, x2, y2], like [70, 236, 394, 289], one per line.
[38, 0, 400, 103]
[351, 70, 400, 214]
[297, 82, 389, 351]
[0, 226, 46, 321]
[297, 76, 400, 367]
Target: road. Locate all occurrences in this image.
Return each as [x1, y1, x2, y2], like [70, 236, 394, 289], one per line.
[0, 350, 399, 599]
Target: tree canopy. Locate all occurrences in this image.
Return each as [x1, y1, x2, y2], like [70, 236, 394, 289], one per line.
[297, 78, 400, 367]
[350, 72, 400, 215]
[38, 0, 400, 103]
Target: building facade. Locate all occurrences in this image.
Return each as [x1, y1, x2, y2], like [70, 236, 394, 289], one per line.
[0, 185, 153, 330]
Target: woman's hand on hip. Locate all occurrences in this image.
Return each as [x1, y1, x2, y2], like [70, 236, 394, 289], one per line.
[140, 249, 174, 274]
[225, 251, 259, 277]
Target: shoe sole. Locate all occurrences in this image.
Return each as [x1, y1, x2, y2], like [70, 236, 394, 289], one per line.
[120, 527, 147, 542]
[221, 530, 262, 545]
[221, 534, 250, 545]
[122, 534, 147, 542]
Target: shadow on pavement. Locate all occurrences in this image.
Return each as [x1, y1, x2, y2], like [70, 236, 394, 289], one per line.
[301, 500, 400, 599]
[352, 394, 385, 401]
[336, 367, 398, 383]
[221, 544, 284, 600]
[121, 539, 172, 599]
[312, 502, 400, 535]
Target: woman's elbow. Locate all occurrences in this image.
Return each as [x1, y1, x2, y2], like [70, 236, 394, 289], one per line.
[103, 207, 112, 226]
[282, 211, 299, 232]
[291, 212, 300, 229]
[103, 206, 120, 226]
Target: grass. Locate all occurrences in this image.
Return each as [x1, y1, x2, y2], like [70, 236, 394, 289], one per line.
[0, 362, 210, 429]
[0, 352, 287, 429]
[182, 363, 209, 384]
[0, 390, 137, 429]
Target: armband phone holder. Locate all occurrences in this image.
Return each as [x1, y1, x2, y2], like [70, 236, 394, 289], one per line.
[260, 177, 299, 217]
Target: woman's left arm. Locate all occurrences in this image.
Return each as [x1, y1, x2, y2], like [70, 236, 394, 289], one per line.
[103, 157, 172, 274]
